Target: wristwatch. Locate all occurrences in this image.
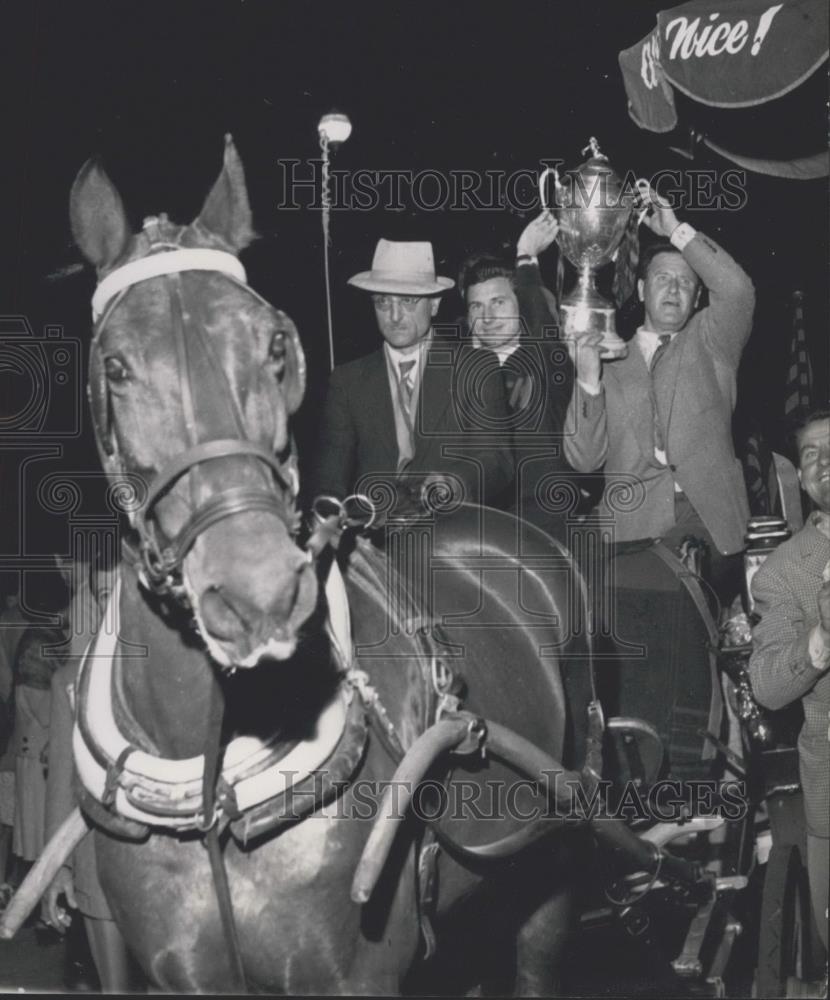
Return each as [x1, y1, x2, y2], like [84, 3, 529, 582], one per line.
[669, 223, 696, 251]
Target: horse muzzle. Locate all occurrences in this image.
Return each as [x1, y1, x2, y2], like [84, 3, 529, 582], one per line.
[186, 514, 318, 669]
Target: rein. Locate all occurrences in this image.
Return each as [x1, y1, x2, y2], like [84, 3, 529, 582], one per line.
[201, 681, 247, 992]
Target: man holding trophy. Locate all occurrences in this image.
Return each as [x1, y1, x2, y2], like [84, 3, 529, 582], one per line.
[562, 158, 755, 605]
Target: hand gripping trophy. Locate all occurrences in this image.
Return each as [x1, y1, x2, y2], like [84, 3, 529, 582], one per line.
[540, 137, 646, 360]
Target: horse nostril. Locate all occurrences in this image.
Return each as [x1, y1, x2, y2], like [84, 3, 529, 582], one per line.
[200, 586, 250, 642]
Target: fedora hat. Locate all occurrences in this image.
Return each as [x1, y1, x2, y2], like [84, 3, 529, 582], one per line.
[348, 239, 454, 296]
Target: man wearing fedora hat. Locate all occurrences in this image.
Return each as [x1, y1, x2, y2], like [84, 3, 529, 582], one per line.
[311, 239, 513, 514]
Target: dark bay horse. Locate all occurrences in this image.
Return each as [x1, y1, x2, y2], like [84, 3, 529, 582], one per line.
[69, 137, 589, 993]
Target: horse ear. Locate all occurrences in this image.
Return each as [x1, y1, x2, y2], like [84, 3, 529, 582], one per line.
[194, 134, 256, 251]
[70, 159, 132, 270]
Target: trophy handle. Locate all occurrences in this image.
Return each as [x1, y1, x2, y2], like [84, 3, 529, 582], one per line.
[634, 177, 654, 226]
[538, 165, 561, 213]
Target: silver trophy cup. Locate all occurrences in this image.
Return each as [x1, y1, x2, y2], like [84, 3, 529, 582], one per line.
[541, 138, 641, 360]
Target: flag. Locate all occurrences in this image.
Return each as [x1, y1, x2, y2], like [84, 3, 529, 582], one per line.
[741, 431, 771, 516]
[612, 209, 641, 308]
[784, 290, 813, 420]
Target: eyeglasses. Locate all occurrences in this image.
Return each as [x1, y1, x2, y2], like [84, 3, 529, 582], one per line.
[371, 295, 424, 311]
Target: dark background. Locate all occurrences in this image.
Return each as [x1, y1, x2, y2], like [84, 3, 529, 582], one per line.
[1, 0, 827, 564]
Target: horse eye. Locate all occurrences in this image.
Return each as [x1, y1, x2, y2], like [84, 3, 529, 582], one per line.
[104, 356, 129, 383]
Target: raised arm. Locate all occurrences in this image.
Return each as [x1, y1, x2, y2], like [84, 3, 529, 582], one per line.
[640, 187, 755, 369]
[514, 220, 579, 433]
[682, 232, 754, 368]
[562, 333, 608, 473]
[513, 212, 561, 345]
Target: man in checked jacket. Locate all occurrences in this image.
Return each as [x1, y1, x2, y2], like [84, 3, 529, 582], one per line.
[749, 409, 830, 952]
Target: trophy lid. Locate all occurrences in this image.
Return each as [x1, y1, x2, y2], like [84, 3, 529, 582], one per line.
[581, 136, 611, 168]
[558, 137, 633, 210]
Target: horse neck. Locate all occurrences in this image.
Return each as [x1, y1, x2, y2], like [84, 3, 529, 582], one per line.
[116, 565, 219, 758]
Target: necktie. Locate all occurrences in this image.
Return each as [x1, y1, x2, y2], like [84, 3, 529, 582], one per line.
[503, 364, 532, 411]
[398, 359, 416, 413]
[395, 358, 417, 474]
[650, 334, 671, 451]
[650, 334, 672, 372]
[501, 350, 535, 412]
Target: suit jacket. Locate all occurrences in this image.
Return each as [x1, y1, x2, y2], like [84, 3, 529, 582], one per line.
[503, 264, 575, 534]
[565, 231, 754, 555]
[311, 337, 514, 510]
[748, 516, 830, 837]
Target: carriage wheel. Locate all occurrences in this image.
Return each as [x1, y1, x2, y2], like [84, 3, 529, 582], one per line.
[755, 844, 817, 998]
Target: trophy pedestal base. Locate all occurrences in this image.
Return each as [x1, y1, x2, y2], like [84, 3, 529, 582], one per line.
[561, 302, 628, 360]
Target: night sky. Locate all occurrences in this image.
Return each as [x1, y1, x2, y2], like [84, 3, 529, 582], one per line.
[1, 0, 827, 561]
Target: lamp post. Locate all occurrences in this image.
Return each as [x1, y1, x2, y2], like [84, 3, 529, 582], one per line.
[318, 112, 352, 372]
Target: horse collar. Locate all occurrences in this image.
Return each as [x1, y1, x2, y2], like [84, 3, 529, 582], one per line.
[73, 568, 358, 834]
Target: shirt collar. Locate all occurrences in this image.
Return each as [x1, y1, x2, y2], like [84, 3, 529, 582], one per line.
[636, 326, 679, 365]
[636, 326, 678, 346]
[384, 334, 431, 369]
[471, 336, 521, 366]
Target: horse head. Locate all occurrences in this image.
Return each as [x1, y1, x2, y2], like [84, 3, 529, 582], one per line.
[70, 136, 317, 668]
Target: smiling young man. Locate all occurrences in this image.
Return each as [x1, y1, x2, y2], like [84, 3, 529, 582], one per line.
[311, 239, 513, 513]
[466, 270, 522, 361]
[565, 190, 755, 602]
[460, 213, 575, 539]
[749, 409, 830, 953]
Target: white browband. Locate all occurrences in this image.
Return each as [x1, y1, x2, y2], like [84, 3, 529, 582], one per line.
[91, 249, 247, 322]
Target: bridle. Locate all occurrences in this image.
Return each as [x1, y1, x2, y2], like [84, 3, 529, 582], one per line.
[88, 222, 304, 604]
[84, 221, 321, 990]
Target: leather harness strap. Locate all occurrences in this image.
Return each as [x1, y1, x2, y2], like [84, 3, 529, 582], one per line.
[201, 679, 248, 992]
[136, 438, 296, 586]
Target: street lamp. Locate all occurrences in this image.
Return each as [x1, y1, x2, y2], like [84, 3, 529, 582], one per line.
[318, 111, 352, 372]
